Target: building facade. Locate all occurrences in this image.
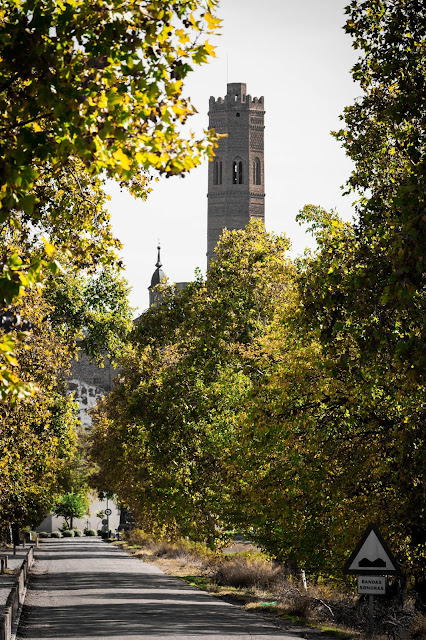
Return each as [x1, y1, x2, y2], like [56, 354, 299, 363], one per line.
[207, 82, 265, 263]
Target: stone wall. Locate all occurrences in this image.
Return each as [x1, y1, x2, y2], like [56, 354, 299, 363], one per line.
[67, 350, 116, 428]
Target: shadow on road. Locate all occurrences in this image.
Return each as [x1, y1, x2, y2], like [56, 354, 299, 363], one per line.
[20, 601, 286, 637]
[18, 539, 292, 638]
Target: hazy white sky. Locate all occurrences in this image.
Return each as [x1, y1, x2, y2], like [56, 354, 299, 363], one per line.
[107, 0, 360, 313]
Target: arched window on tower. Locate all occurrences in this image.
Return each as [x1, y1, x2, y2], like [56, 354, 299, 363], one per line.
[253, 157, 261, 185]
[213, 159, 223, 185]
[232, 158, 243, 184]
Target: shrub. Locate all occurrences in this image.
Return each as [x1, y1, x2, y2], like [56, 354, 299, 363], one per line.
[126, 529, 216, 563]
[51, 531, 62, 538]
[211, 556, 282, 590]
[154, 541, 183, 558]
[62, 530, 74, 537]
[281, 594, 311, 618]
[74, 529, 83, 537]
[411, 613, 426, 639]
[85, 529, 97, 536]
[38, 531, 49, 539]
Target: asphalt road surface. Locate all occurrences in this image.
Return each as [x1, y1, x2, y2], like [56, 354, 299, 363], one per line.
[17, 537, 305, 640]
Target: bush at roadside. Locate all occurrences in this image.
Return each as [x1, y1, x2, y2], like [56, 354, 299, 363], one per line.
[211, 555, 282, 590]
[126, 529, 216, 564]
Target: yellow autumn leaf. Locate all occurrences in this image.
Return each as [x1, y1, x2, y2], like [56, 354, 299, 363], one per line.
[147, 152, 160, 166]
[203, 40, 216, 58]
[172, 104, 187, 116]
[112, 148, 131, 170]
[203, 11, 222, 31]
[97, 93, 108, 109]
[42, 237, 56, 257]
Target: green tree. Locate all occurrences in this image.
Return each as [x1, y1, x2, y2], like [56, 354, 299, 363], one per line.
[54, 492, 89, 529]
[289, 0, 426, 585]
[289, 205, 425, 584]
[89, 221, 293, 545]
[44, 264, 134, 365]
[0, 286, 78, 528]
[0, 231, 133, 529]
[0, 0, 220, 212]
[224, 211, 425, 583]
[331, 0, 425, 376]
[89, 0, 425, 590]
[89, 217, 424, 586]
[0, 163, 124, 398]
[0, 0, 221, 398]
[1, 225, 134, 399]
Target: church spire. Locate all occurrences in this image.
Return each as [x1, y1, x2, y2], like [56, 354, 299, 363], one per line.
[156, 243, 162, 269]
[149, 243, 166, 308]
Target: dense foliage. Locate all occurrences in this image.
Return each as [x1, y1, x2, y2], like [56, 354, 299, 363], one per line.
[2, 0, 423, 601]
[0, 286, 78, 532]
[88, 0, 425, 597]
[90, 220, 424, 588]
[0, 0, 220, 398]
[0, 232, 133, 534]
[331, 0, 425, 377]
[90, 222, 293, 545]
[44, 264, 134, 365]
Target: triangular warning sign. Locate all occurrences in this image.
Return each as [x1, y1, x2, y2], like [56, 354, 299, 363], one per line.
[344, 524, 401, 575]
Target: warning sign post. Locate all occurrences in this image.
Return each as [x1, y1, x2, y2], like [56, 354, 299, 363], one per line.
[344, 524, 400, 636]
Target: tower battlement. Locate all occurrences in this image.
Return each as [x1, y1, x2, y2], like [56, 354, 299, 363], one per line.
[209, 83, 264, 111]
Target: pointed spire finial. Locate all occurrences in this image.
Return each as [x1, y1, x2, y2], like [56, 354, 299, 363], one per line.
[156, 242, 162, 269]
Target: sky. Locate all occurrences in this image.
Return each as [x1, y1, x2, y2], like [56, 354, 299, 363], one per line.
[106, 0, 361, 314]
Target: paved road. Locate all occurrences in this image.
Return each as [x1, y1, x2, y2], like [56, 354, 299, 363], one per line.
[18, 538, 303, 640]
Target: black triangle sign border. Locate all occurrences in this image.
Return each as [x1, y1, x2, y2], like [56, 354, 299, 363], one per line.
[343, 523, 401, 575]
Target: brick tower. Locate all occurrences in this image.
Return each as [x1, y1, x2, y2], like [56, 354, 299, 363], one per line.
[207, 82, 265, 263]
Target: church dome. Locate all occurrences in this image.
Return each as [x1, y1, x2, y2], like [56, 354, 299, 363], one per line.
[151, 266, 165, 288]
